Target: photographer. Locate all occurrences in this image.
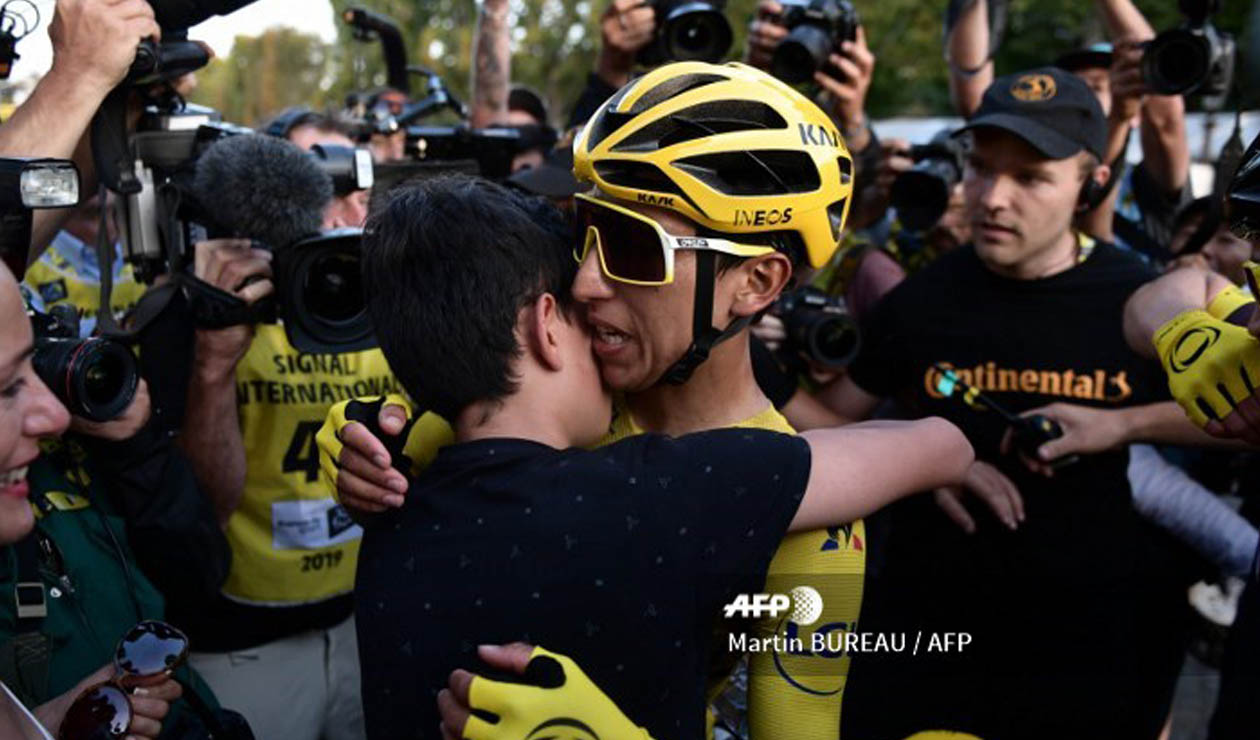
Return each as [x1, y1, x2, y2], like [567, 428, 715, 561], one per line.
[565, 0, 656, 128]
[0, 0, 160, 263]
[265, 109, 371, 229]
[1065, 6, 1191, 256]
[0, 261, 234, 739]
[745, 0, 875, 153]
[177, 233, 397, 740]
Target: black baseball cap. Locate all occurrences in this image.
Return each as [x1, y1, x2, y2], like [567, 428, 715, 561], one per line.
[955, 66, 1107, 161]
[509, 86, 549, 126]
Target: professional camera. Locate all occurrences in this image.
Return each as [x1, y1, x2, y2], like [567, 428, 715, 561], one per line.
[776, 286, 860, 369]
[771, 0, 859, 85]
[407, 125, 543, 180]
[1142, 0, 1234, 97]
[890, 131, 966, 233]
[637, 0, 733, 67]
[310, 145, 374, 197]
[0, 157, 80, 280]
[31, 306, 139, 422]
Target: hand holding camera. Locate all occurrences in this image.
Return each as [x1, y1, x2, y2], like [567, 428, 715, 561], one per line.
[69, 377, 152, 442]
[49, 0, 161, 96]
[811, 24, 874, 145]
[191, 238, 273, 377]
[1109, 37, 1147, 125]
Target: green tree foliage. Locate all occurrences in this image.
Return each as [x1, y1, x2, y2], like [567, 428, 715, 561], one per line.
[192, 0, 1256, 126]
[192, 27, 341, 126]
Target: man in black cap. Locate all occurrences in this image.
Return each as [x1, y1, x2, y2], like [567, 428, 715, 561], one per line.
[812, 66, 1208, 739]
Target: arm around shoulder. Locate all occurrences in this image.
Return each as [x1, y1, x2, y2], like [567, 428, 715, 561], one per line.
[792, 416, 973, 531]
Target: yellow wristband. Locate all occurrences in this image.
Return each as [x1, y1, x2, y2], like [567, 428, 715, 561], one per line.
[1207, 285, 1255, 321]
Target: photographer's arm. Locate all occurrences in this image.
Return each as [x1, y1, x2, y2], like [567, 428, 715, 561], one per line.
[469, 0, 511, 128]
[178, 239, 273, 524]
[1097, 0, 1188, 194]
[814, 372, 882, 425]
[79, 381, 231, 603]
[946, 0, 993, 118]
[0, 0, 159, 264]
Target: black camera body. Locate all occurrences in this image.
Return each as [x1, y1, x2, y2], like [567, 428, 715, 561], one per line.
[637, 0, 733, 67]
[1142, 0, 1234, 97]
[407, 125, 538, 180]
[891, 132, 966, 233]
[776, 286, 860, 369]
[31, 306, 139, 422]
[772, 0, 859, 85]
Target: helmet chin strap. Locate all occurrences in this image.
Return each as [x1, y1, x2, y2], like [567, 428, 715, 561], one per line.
[659, 250, 752, 386]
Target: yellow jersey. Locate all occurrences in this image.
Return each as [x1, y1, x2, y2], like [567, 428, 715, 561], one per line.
[224, 324, 402, 606]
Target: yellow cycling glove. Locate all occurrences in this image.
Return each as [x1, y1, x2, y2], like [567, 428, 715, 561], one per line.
[316, 394, 453, 497]
[465, 647, 654, 740]
[1207, 284, 1256, 323]
[1154, 310, 1260, 427]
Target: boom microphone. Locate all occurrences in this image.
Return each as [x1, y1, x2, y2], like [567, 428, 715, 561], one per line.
[149, 0, 259, 32]
[192, 133, 332, 249]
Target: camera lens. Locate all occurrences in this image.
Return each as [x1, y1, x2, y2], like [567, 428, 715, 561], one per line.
[892, 166, 955, 233]
[804, 313, 860, 368]
[662, 6, 733, 63]
[304, 251, 364, 325]
[773, 24, 833, 84]
[1142, 29, 1211, 95]
[33, 336, 139, 422]
[278, 230, 376, 353]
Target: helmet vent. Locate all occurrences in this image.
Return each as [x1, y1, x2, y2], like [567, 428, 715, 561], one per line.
[837, 156, 853, 186]
[611, 100, 787, 152]
[594, 160, 687, 198]
[673, 150, 820, 195]
[629, 73, 728, 114]
[827, 198, 848, 239]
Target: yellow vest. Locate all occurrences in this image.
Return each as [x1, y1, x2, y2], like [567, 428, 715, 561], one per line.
[224, 324, 402, 606]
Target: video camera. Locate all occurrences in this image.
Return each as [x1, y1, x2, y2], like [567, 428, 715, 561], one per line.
[890, 131, 966, 233]
[637, 0, 733, 67]
[1142, 0, 1234, 97]
[775, 286, 860, 369]
[771, 0, 859, 85]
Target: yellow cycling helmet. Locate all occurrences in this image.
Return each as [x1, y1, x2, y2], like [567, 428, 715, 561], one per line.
[574, 61, 853, 269]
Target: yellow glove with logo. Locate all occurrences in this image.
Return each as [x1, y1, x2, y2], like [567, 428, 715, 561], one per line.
[1154, 310, 1260, 427]
[316, 394, 451, 497]
[1207, 284, 1257, 323]
[464, 647, 653, 740]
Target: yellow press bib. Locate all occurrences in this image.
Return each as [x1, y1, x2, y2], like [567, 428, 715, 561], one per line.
[223, 324, 402, 606]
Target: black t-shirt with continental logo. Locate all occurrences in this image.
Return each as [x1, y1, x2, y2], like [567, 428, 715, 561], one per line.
[841, 242, 1174, 739]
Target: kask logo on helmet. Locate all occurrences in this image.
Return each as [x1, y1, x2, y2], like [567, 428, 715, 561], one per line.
[798, 123, 842, 148]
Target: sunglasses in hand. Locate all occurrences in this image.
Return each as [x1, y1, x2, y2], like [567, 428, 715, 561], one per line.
[58, 621, 189, 740]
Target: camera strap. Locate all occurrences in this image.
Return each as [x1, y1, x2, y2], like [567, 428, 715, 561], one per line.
[660, 250, 752, 386]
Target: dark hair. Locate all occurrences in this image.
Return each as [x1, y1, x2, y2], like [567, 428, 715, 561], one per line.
[361, 175, 577, 420]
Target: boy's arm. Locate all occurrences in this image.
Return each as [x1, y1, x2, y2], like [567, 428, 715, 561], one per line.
[792, 417, 974, 531]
